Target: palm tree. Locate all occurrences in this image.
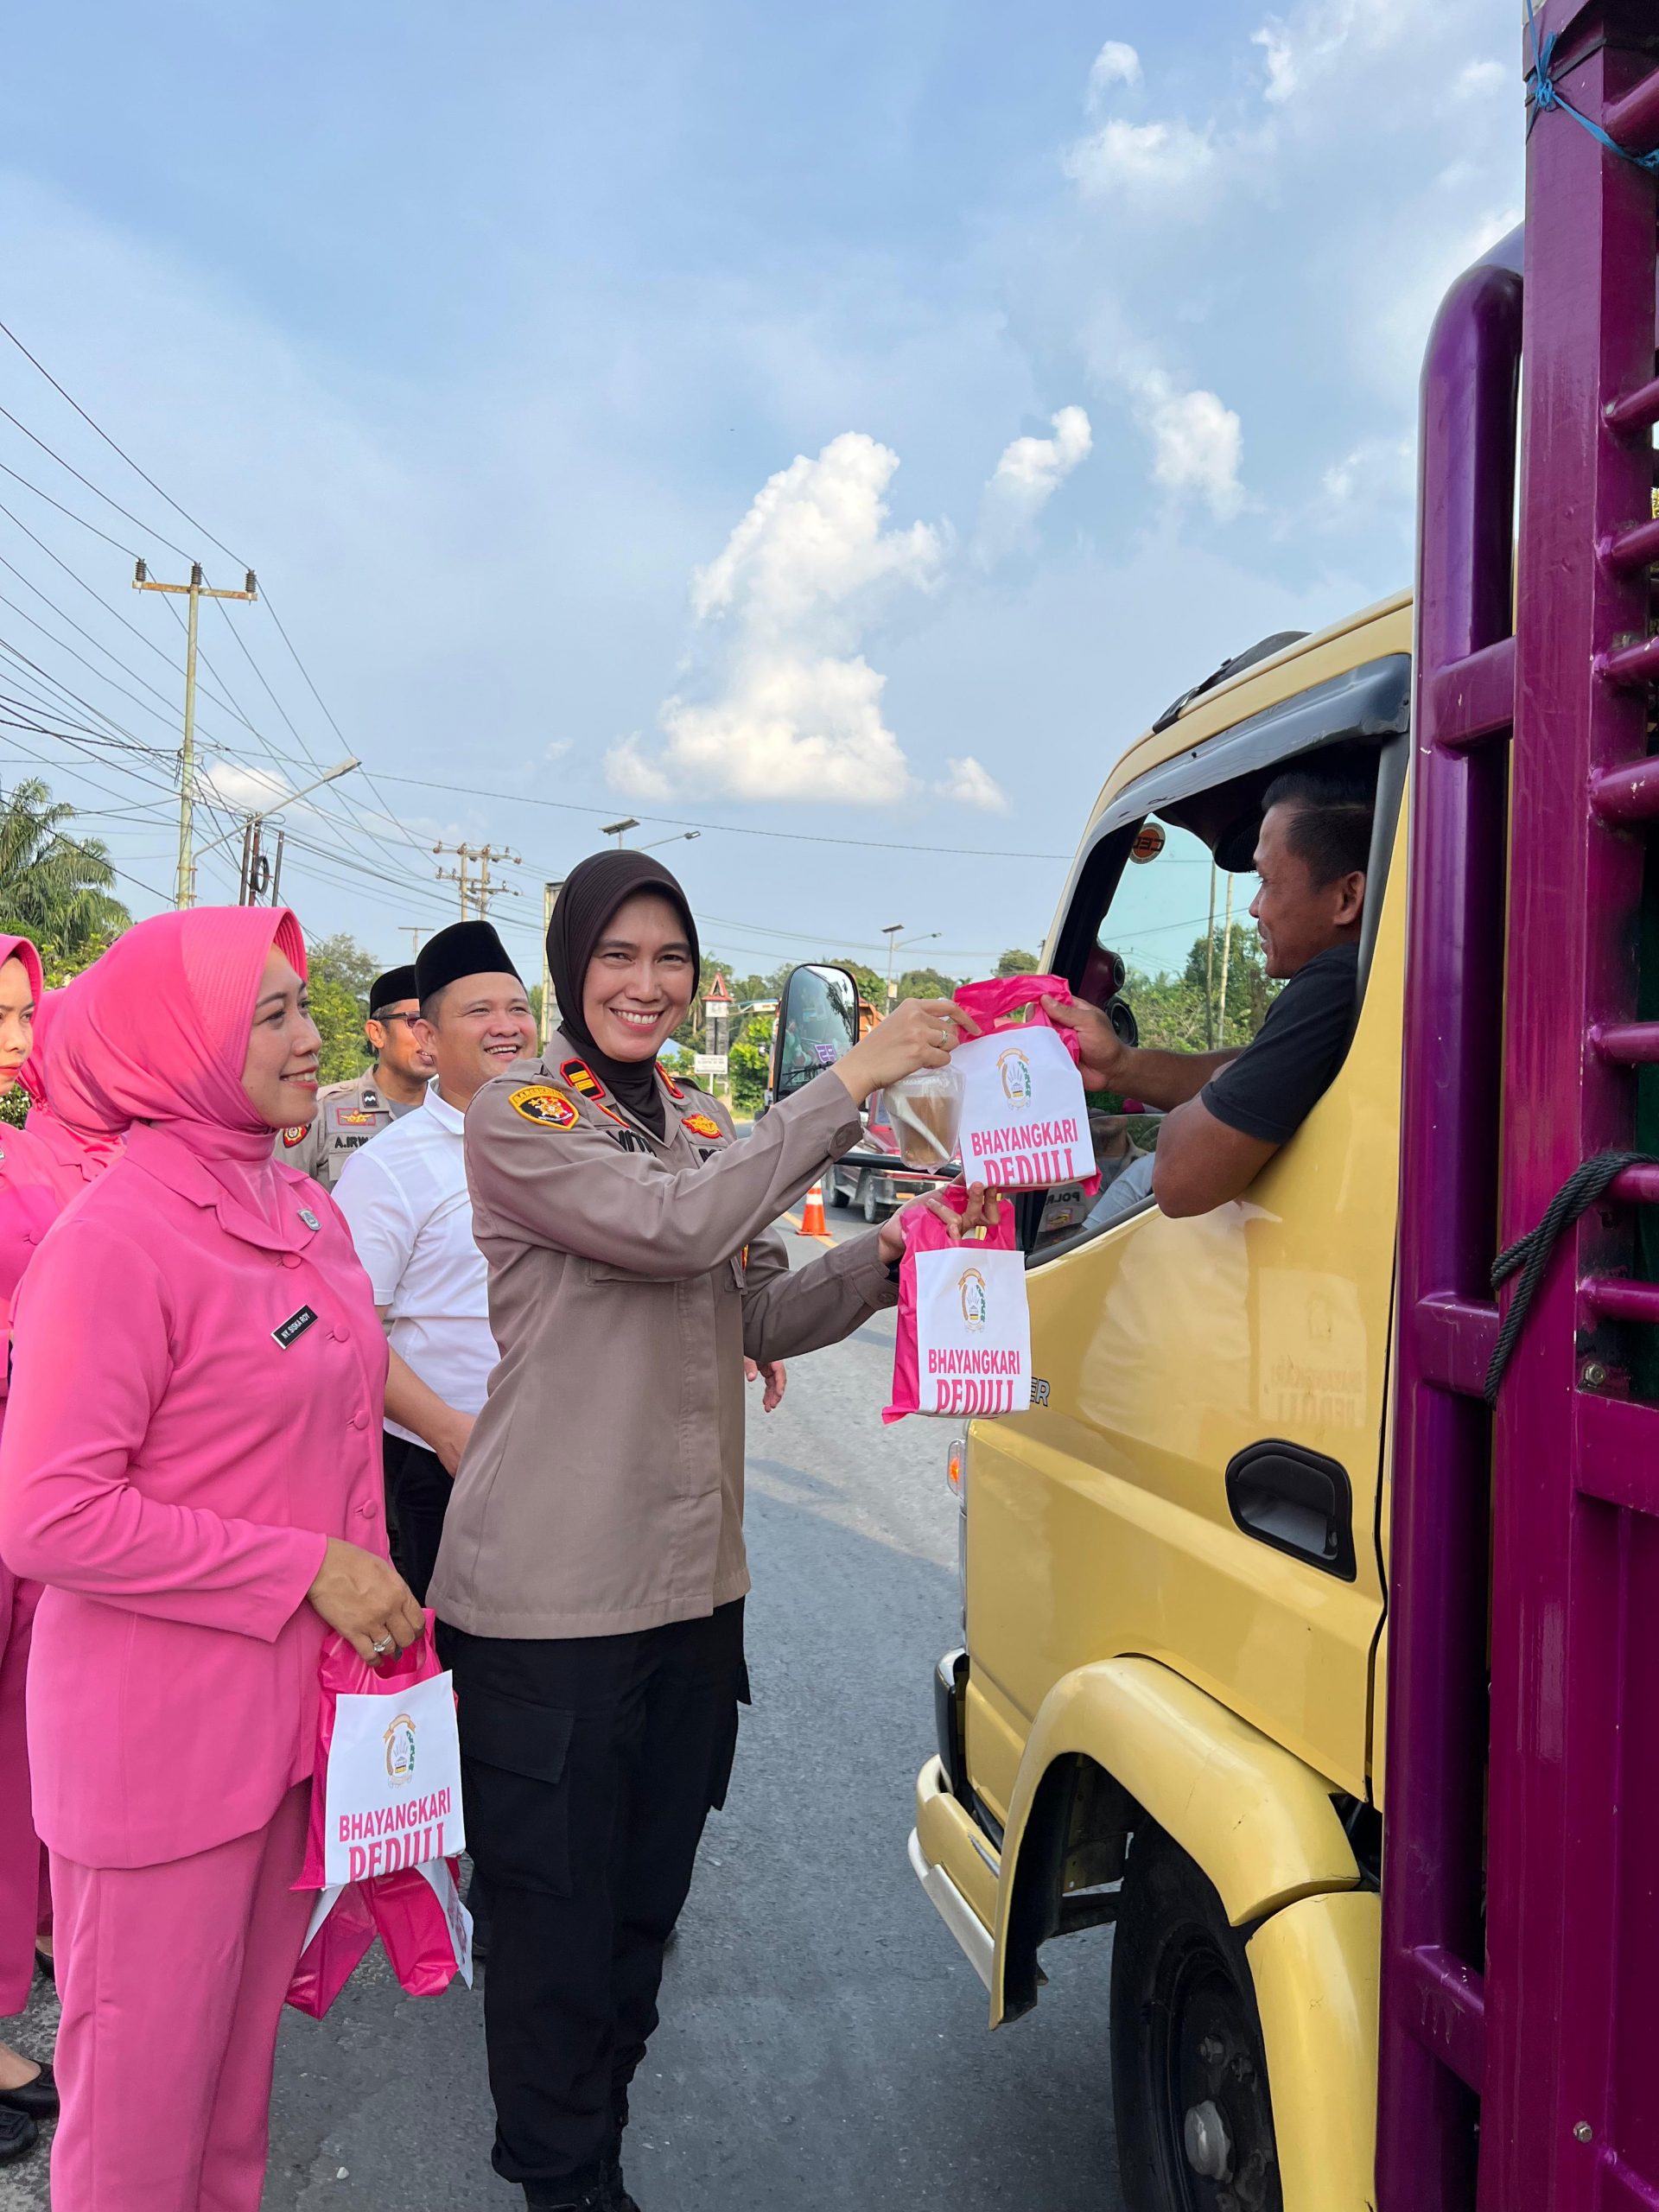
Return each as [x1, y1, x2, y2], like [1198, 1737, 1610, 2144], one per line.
[0, 777, 130, 969]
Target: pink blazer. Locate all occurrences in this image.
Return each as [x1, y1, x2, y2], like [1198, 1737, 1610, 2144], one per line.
[0, 1122, 390, 1869]
[0, 1120, 84, 1666]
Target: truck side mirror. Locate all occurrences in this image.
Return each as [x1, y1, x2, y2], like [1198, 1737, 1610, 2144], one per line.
[772, 963, 861, 1101]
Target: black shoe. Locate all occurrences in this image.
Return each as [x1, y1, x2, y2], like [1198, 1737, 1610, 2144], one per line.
[33, 1945, 53, 1985]
[0, 2057, 56, 2119]
[0, 2104, 38, 2164]
[524, 2185, 612, 2212]
[601, 2145, 641, 2211]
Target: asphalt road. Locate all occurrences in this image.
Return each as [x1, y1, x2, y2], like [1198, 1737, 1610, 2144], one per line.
[0, 1204, 1123, 2211]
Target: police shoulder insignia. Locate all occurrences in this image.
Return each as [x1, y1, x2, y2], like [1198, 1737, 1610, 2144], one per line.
[509, 1084, 580, 1129]
[682, 1111, 722, 1141]
[658, 1063, 685, 1101]
[560, 1058, 605, 1101]
[282, 1125, 308, 1147]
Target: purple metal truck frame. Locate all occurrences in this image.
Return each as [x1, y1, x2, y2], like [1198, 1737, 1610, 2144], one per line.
[1382, 5, 1659, 2206]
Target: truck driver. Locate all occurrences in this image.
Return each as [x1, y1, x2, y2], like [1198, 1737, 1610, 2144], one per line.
[1048, 755, 1374, 1222]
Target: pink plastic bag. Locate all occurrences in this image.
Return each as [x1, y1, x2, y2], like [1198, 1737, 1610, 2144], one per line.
[286, 1884, 376, 2018]
[289, 1616, 472, 2008]
[882, 1185, 1032, 1424]
[297, 1613, 461, 1890]
[949, 976, 1098, 1195]
[951, 972, 1084, 1053]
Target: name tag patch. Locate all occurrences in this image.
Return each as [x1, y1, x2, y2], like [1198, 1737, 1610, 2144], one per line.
[272, 1306, 320, 1350]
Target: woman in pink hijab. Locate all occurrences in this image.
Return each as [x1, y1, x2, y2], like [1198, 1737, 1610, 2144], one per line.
[0, 932, 79, 2169]
[17, 980, 123, 1187]
[0, 906, 423, 2212]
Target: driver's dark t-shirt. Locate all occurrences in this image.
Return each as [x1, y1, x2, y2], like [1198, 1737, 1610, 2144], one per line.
[1198, 943, 1359, 1145]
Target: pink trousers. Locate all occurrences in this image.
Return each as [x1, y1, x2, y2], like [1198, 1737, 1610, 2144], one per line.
[49, 1783, 314, 2212]
[0, 1574, 45, 2017]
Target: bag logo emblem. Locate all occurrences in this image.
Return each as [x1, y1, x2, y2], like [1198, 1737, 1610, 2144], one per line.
[957, 1267, 988, 1332]
[509, 1084, 579, 1128]
[996, 1047, 1033, 1103]
[383, 1713, 417, 1783]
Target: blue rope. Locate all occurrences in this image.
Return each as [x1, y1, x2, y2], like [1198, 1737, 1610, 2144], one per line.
[1525, 0, 1659, 174]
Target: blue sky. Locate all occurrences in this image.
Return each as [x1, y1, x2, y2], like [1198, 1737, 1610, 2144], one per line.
[0, 0, 1521, 984]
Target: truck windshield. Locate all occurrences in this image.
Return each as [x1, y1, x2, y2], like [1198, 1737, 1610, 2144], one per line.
[1099, 821, 1276, 1056]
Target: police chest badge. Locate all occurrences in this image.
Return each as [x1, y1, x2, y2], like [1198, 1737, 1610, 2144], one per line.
[336, 1109, 378, 1128]
[682, 1111, 721, 1141]
[509, 1084, 579, 1129]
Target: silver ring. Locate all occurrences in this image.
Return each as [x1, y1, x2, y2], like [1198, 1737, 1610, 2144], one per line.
[371, 1635, 393, 1657]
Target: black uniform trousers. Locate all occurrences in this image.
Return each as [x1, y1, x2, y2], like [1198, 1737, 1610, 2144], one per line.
[387, 1438, 454, 1605]
[438, 1600, 747, 2202]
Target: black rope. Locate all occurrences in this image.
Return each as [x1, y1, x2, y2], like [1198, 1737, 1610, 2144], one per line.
[1484, 1150, 1659, 1406]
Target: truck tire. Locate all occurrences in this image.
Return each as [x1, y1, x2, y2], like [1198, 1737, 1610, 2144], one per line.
[861, 1173, 881, 1224]
[1109, 1821, 1282, 2212]
[824, 1169, 849, 1209]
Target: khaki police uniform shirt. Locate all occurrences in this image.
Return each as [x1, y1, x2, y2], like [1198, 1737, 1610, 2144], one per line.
[278, 1070, 416, 1191]
[428, 1035, 897, 1640]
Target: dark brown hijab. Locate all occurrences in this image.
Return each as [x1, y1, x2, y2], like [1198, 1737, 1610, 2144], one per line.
[547, 850, 701, 1138]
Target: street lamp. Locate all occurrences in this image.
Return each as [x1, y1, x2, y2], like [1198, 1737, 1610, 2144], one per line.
[882, 925, 941, 1004]
[601, 817, 639, 847]
[639, 830, 701, 855]
[190, 757, 361, 904]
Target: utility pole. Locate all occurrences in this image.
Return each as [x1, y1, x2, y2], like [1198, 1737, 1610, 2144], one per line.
[1217, 871, 1236, 1046]
[401, 926, 429, 962]
[433, 842, 521, 921]
[133, 559, 257, 907]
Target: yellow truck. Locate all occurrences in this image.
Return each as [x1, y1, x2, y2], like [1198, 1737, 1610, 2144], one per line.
[909, 591, 1408, 2210]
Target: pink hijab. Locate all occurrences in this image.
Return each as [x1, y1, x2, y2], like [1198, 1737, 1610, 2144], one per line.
[19, 982, 123, 1178]
[50, 909, 308, 1201]
[0, 934, 42, 1027]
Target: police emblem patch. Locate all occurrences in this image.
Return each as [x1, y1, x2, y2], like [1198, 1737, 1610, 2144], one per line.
[282, 1125, 308, 1147]
[336, 1109, 378, 1127]
[682, 1112, 721, 1141]
[509, 1084, 580, 1129]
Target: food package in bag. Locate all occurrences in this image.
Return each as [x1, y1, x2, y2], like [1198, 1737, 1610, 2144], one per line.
[366, 1856, 474, 1997]
[883, 1185, 1032, 1423]
[949, 975, 1097, 1193]
[297, 1614, 465, 1891]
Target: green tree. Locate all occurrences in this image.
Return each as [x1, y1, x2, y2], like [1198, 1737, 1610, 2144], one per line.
[0, 778, 129, 970]
[728, 1012, 774, 1116]
[995, 947, 1039, 976]
[307, 932, 383, 1084]
[893, 965, 959, 1003]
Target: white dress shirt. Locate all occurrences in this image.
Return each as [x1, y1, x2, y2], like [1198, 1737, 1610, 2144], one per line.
[334, 1086, 495, 1446]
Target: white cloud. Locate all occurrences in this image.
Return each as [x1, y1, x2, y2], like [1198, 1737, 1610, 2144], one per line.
[989, 404, 1092, 506]
[1452, 58, 1507, 101]
[1251, 0, 1430, 106]
[1129, 370, 1243, 518]
[1086, 40, 1142, 108]
[197, 760, 302, 816]
[1065, 117, 1216, 199]
[609, 432, 945, 804]
[938, 755, 1009, 812]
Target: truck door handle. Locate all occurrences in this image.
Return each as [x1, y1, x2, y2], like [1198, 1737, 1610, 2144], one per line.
[1224, 1440, 1357, 1581]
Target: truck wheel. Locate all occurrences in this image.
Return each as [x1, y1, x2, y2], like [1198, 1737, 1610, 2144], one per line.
[824, 1171, 848, 1209]
[861, 1173, 881, 1224]
[1109, 1821, 1281, 2212]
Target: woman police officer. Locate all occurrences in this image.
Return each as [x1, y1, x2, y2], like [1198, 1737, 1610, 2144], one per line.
[430, 849, 992, 2212]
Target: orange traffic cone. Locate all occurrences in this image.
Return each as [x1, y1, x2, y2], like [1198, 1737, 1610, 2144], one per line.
[798, 1181, 830, 1239]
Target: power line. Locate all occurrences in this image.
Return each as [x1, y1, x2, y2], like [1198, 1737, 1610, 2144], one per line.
[372, 771, 1070, 861]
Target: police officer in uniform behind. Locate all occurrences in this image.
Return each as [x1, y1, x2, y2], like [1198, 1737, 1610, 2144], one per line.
[430, 850, 991, 2212]
[279, 963, 432, 1189]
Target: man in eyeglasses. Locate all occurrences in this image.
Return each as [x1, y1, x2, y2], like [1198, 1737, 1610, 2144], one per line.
[279, 963, 434, 1191]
